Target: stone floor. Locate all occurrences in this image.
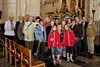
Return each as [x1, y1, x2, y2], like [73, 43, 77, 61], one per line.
[0, 35, 99, 67]
[0, 52, 100, 67]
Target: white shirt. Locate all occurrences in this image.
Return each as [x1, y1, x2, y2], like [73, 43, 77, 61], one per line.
[88, 22, 92, 25]
[83, 22, 85, 26]
[4, 20, 16, 36]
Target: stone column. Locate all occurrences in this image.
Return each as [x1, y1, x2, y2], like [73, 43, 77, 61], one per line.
[29, 0, 40, 16]
[26, 0, 30, 14]
[0, 0, 2, 23]
[8, 0, 17, 21]
[94, 0, 99, 21]
[66, 0, 71, 12]
[16, 0, 20, 20]
[89, 0, 94, 18]
[2, 0, 8, 22]
[20, 0, 26, 16]
[76, 0, 79, 8]
[80, 0, 82, 8]
[85, 0, 89, 18]
[0, 0, 2, 11]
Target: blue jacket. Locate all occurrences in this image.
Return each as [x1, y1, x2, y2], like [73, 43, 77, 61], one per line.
[34, 25, 46, 41]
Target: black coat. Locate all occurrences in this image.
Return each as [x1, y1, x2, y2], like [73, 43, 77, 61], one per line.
[71, 24, 81, 38]
[46, 25, 52, 39]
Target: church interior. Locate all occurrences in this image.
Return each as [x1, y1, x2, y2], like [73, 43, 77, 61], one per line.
[0, 0, 100, 67]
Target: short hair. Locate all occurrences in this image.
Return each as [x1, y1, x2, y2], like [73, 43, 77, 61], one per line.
[58, 23, 61, 25]
[39, 19, 43, 23]
[18, 15, 23, 19]
[36, 16, 41, 20]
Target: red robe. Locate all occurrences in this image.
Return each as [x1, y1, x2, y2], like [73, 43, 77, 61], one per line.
[61, 30, 75, 47]
[48, 30, 61, 48]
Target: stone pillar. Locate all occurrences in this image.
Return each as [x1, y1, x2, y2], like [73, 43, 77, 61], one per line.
[8, 0, 17, 21]
[80, 0, 82, 8]
[89, 0, 94, 18]
[0, 0, 2, 11]
[76, 0, 79, 8]
[0, 0, 2, 22]
[20, 0, 26, 16]
[94, 0, 99, 21]
[29, 0, 40, 16]
[66, 0, 71, 12]
[85, 0, 89, 18]
[40, 0, 45, 19]
[16, 0, 21, 20]
[2, 0, 8, 22]
[26, 0, 30, 14]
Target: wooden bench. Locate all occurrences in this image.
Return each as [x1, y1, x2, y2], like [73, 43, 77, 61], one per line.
[9, 40, 15, 65]
[3, 38, 46, 67]
[1, 39, 5, 56]
[5, 38, 10, 60]
[21, 46, 46, 67]
[14, 43, 23, 67]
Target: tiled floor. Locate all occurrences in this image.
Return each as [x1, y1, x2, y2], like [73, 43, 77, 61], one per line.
[0, 52, 100, 67]
[0, 35, 99, 67]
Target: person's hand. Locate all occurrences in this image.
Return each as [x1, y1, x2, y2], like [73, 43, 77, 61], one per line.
[81, 37, 84, 40]
[26, 35, 29, 39]
[48, 47, 50, 49]
[39, 40, 42, 42]
[43, 40, 46, 43]
[50, 38, 54, 41]
[11, 26, 14, 30]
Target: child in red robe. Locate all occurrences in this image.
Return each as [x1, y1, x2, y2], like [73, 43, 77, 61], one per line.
[62, 24, 75, 62]
[48, 24, 61, 65]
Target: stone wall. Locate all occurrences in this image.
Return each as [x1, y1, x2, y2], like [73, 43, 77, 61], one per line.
[0, 0, 2, 11]
[2, 0, 40, 22]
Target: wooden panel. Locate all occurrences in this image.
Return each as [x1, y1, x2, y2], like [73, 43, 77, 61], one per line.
[22, 46, 31, 57]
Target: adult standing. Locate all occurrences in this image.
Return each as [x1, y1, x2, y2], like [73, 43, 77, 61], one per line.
[34, 19, 46, 59]
[4, 16, 16, 40]
[15, 15, 23, 42]
[80, 17, 88, 54]
[86, 17, 97, 56]
[17, 16, 25, 46]
[23, 16, 36, 50]
[71, 20, 81, 57]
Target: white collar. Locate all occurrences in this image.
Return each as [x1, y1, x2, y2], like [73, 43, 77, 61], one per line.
[89, 22, 92, 25]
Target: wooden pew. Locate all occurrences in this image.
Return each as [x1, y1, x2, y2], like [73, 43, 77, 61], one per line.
[5, 38, 9, 60]
[4, 38, 46, 67]
[21, 46, 46, 67]
[9, 40, 15, 65]
[14, 43, 23, 67]
[1, 39, 5, 56]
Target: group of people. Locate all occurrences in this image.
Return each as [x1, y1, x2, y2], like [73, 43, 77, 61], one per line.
[3, 14, 97, 65]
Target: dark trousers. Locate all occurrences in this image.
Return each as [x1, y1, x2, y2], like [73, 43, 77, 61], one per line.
[25, 41, 34, 51]
[5, 35, 14, 41]
[17, 38, 25, 47]
[66, 46, 73, 54]
[73, 38, 80, 56]
[33, 40, 45, 58]
[80, 37, 88, 55]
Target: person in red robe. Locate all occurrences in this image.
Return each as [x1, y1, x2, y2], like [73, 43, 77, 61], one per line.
[62, 24, 75, 62]
[48, 24, 61, 65]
